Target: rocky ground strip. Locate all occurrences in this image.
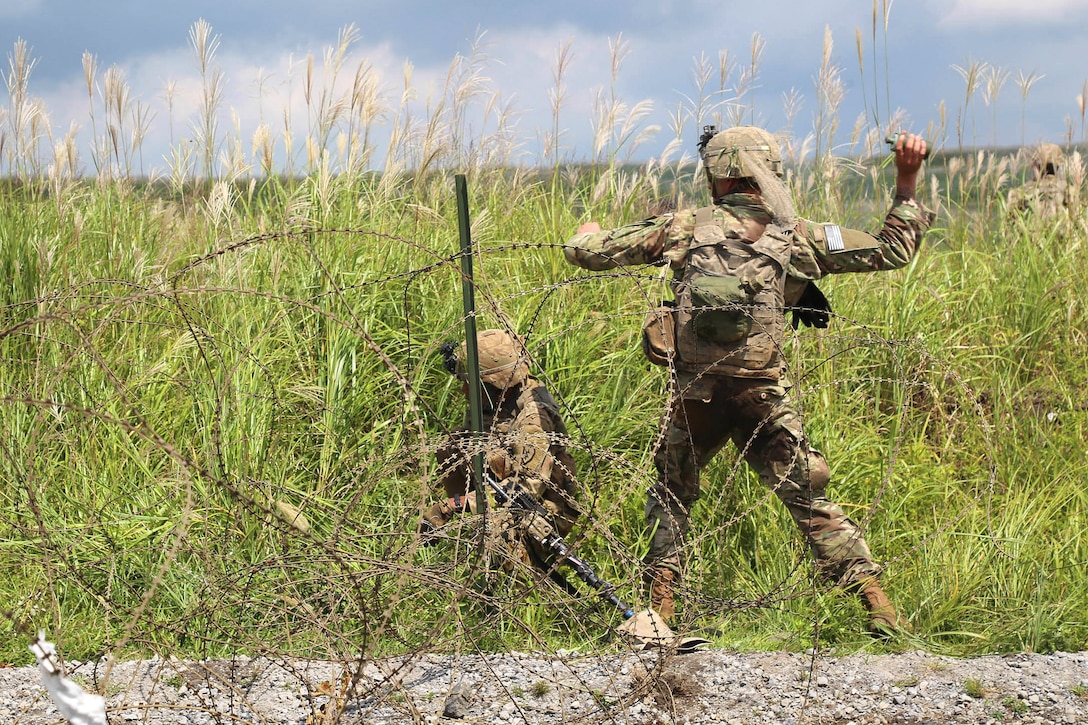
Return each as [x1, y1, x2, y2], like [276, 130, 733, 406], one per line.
[1, 648, 1086, 724]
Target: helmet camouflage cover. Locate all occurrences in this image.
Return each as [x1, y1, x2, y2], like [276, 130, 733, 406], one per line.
[1032, 143, 1065, 174]
[458, 329, 530, 388]
[701, 125, 795, 223]
[702, 125, 783, 180]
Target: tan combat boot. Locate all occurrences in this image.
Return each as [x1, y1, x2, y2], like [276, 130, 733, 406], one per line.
[857, 578, 910, 637]
[647, 567, 677, 624]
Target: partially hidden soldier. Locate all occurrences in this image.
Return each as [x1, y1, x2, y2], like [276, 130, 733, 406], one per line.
[420, 329, 581, 574]
[563, 126, 934, 636]
[1007, 142, 1075, 219]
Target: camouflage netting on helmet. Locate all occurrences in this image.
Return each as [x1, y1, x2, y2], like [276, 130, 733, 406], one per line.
[458, 328, 530, 388]
[702, 126, 796, 224]
[1033, 143, 1065, 175]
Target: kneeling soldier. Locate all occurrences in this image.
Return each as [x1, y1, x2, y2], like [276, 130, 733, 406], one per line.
[421, 329, 580, 573]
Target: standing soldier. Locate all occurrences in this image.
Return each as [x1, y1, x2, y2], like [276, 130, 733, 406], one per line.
[420, 329, 581, 573]
[1007, 142, 1074, 219]
[562, 126, 933, 636]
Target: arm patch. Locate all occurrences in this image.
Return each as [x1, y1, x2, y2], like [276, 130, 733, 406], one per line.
[822, 224, 881, 255]
[824, 225, 844, 251]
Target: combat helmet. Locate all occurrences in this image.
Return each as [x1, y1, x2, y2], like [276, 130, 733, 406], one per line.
[701, 126, 783, 181]
[452, 329, 530, 388]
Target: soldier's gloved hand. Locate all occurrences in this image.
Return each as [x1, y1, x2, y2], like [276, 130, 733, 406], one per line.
[791, 282, 832, 330]
[418, 495, 466, 545]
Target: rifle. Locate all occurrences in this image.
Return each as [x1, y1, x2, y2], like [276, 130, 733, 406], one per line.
[482, 472, 709, 651]
[482, 472, 634, 619]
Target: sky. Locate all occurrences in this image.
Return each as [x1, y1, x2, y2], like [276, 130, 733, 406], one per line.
[3, 0, 1088, 176]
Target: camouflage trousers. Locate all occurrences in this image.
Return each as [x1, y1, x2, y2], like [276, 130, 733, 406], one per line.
[646, 375, 881, 587]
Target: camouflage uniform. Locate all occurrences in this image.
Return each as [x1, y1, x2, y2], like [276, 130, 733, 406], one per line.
[564, 190, 933, 588]
[426, 330, 580, 568]
[1007, 143, 1075, 219]
[434, 376, 580, 539]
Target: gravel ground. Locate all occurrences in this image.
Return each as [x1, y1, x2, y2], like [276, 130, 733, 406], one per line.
[2, 647, 1087, 724]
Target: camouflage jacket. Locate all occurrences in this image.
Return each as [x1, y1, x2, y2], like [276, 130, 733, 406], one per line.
[1007, 175, 1074, 219]
[564, 193, 934, 380]
[476, 377, 570, 487]
[440, 376, 579, 531]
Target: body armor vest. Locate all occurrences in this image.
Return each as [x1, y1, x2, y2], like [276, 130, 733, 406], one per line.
[674, 205, 792, 379]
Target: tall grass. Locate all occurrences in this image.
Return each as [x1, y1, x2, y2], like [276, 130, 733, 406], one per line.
[1, 19, 1087, 678]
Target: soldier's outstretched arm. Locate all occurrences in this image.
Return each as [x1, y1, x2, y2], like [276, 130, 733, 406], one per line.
[563, 214, 675, 270]
[793, 132, 934, 276]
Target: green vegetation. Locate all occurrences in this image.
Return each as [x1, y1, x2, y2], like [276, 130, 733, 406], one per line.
[1002, 694, 1030, 714]
[964, 678, 987, 699]
[1, 19, 1086, 667]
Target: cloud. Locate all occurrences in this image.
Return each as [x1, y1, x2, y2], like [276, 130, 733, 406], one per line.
[940, 0, 1088, 27]
[9, 0, 1085, 176]
[27, 26, 602, 176]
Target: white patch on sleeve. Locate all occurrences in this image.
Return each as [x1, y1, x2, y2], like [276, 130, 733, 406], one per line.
[823, 225, 845, 252]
